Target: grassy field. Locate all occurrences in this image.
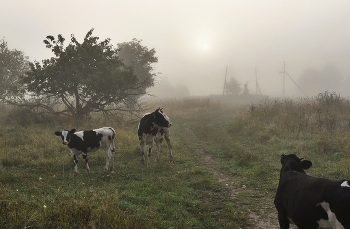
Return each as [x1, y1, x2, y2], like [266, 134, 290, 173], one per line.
[1, 92, 350, 228]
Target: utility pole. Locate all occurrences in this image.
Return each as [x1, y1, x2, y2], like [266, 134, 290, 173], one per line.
[283, 61, 285, 97]
[279, 62, 307, 97]
[255, 67, 261, 95]
[279, 62, 286, 97]
[222, 66, 228, 96]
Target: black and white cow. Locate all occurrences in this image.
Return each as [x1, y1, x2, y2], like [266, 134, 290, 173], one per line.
[274, 154, 350, 229]
[55, 127, 116, 175]
[137, 108, 172, 167]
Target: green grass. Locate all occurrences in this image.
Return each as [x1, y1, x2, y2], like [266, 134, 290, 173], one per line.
[1, 94, 350, 228]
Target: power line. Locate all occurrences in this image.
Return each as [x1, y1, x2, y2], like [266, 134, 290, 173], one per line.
[280, 62, 307, 97]
[285, 71, 307, 96]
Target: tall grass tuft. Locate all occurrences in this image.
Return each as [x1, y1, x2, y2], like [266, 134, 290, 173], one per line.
[227, 91, 350, 178]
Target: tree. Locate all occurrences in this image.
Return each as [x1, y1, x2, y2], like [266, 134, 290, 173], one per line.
[297, 64, 343, 96]
[0, 39, 29, 102]
[117, 39, 158, 107]
[297, 68, 322, 96]
[242, 81, 249, 96]
[151, 77, 190, 98]
[18, 29, 147, 119]
[224, 77, 241, 95]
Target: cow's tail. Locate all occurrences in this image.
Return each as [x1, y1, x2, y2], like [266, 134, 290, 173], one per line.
[109, 127, 116, 154]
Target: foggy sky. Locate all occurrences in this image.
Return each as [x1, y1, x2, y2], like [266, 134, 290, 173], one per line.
[2, 0, 350, 97]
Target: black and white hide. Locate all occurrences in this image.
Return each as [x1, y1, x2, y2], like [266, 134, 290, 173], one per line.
[274, 154, 350, 229]
[55, 127, 116, 175]
[137, 108, 172, 167]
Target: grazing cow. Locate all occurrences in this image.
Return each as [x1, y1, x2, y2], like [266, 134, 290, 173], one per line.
[274, 154, 350, 229]
[55, 127, 116, 175]
[138, 108, 172, 167]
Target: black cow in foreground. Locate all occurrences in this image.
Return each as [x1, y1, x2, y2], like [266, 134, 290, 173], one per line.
[274, 154, 350, 229]
[55, 127, 116, 175]
[137, 108, 172, 167]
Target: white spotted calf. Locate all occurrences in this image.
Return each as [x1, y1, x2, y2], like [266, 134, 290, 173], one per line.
[55, 127, 116, 175]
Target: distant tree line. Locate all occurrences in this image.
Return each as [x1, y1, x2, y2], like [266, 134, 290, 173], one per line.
[223, 77, 249, 96]
[150, 77, 190, 98]
[0, 29, 158, 120]
[296, 64, 350, 97]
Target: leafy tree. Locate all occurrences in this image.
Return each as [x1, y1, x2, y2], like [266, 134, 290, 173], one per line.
[224, 77, 241, 95]
[117, 39, 158, 107]
[18, 29, 146, 119]
[0, 39, 29, 102]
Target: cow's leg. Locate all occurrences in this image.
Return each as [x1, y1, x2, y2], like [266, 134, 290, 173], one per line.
[104, 148, 112, 172]
[296, 221, 320, 229]
[140, 140, 146, 164]
[155, 140, 162, 163]
[277, 211, 290, 229]
[108, 140, 116, 171]
[73, 155, 79, 175]
[82, 153, 90, 173]
[110, 147, 115, 171]
[147, 143, 154, 168]
[165, 136, 173, 163]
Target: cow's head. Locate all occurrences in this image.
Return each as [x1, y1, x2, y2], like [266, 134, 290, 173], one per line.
[280, 154, 312, 175]
[55, 129, 76, 145]
[153, 108, 172, 128]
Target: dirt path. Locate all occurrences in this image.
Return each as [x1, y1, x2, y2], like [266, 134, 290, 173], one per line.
[176, 108, 296, 229]
[200, 149, 283, 228]
[180, 114, 295, 228]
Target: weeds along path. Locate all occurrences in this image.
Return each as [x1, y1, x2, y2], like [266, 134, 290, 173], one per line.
[172, 107, 284, 229]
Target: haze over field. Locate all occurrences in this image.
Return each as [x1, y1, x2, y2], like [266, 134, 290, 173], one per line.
[2, 0, 350, 97]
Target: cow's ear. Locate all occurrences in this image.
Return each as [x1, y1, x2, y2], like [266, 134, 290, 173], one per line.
[280, 154, 286, 165]
[300, 160, 312, 169]
[55, 131, 61, 136]
[69, 129, 76, 134]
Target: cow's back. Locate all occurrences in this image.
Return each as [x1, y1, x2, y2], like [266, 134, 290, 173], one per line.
[275, 172, 328, 221]
[328, 182, 350, 227]
[82, 130, 102, 150]
[138, 113, 153, 139]
[275, 171, 350, 228]
[94, 127, 115, 141]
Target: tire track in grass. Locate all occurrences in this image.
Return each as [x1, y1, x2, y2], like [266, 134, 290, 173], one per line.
[175, 109, 295, 229]
[199, 147, 281, 229]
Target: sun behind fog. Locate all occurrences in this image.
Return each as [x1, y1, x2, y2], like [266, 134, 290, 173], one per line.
[201, 44, 209, 50]
[197, 40, 211, 52]
[195, 34, 212, 53]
